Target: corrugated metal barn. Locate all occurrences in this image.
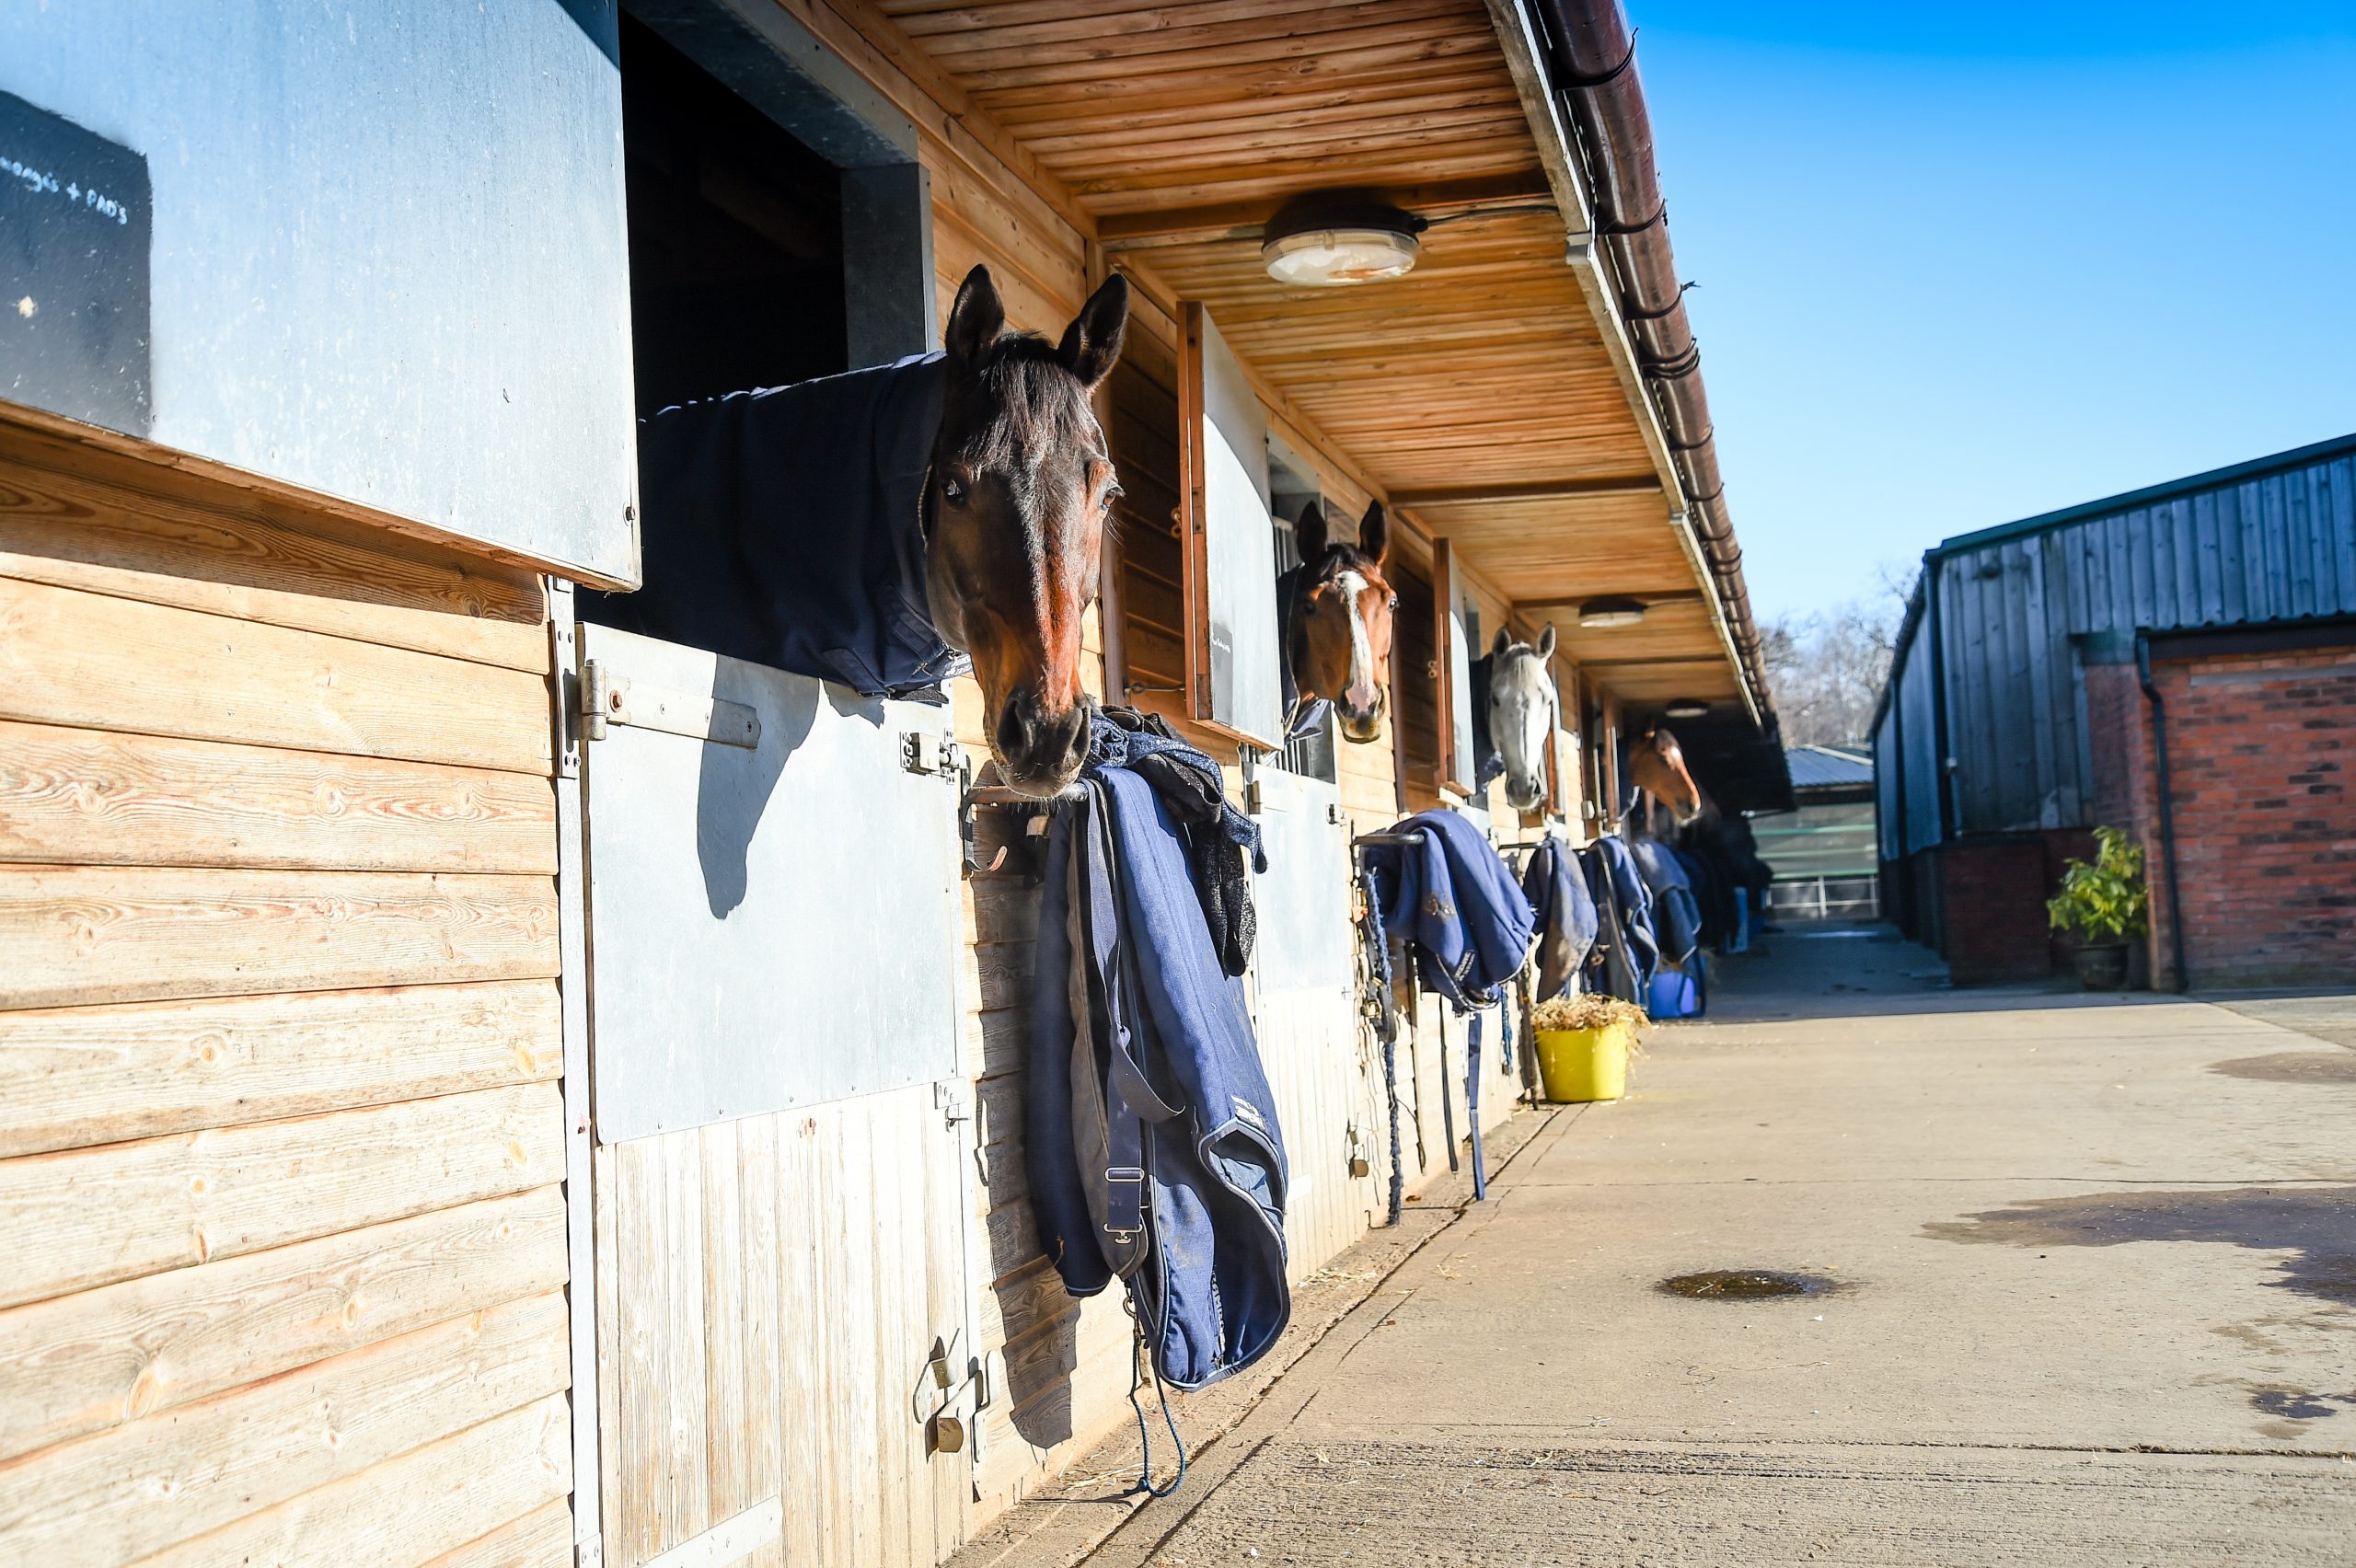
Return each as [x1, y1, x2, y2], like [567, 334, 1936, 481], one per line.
[1873, 432, 2356, 986]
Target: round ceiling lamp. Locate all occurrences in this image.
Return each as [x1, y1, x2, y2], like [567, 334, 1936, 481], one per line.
[1261, 198, 1426, 287]
[1577, 596, 1647, 628]
[1663, 697, 1711, 719]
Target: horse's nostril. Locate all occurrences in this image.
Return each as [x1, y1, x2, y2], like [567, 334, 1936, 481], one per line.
[996, 700, 1031, 758]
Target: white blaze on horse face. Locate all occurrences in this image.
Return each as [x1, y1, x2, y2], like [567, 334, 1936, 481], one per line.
[1333, 568, 1380, 713]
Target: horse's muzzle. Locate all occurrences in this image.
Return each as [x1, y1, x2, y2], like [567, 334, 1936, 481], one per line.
[1336, 691, 1385, 744]
[994, 685, 1092, 796]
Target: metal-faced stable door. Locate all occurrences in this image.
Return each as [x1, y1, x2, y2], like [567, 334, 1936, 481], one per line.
[1249, 767, 1380, 1275]
[576, 622, 981, 1568]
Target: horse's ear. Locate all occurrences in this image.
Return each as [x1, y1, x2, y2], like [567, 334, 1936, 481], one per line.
[945, 266, 1007, 373]
[1536, 624, 1557, 659]
[1057, 273, 1129, 388]
[1491, 628, 1511, 658]
[1296, 501, 1329, 561]
[1357, 500, 1390, 565]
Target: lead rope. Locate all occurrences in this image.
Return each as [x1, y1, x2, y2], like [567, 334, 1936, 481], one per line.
[1357, 857, 1404, 1227]
[1123, 1296, 1186, 1498]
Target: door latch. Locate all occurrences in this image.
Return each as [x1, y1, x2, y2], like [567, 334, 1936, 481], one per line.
[901, 730, 959, 778]
[934, 1080, 970, 1129]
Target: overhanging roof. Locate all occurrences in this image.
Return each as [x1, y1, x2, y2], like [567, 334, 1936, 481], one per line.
[864, 0, 1768, 724]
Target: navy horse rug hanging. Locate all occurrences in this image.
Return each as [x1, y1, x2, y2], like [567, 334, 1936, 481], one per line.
[1028, 710, 1290, 1390]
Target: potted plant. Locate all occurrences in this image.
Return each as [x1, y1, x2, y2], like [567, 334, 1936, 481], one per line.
[1530, 994, 1648, 1101]
[2046, 826, 2149, 990]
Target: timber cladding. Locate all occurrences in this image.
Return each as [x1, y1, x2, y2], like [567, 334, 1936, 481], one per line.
[0, 414, 574, 1566]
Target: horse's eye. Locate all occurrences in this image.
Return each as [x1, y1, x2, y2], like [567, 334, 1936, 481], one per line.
[941, 476, 967, 507]
[1102, 482, 1124, 509]
[1386, 594, 1400, 611]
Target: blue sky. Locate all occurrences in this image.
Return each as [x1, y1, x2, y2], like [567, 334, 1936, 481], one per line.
[1634, 3, 2356, 620]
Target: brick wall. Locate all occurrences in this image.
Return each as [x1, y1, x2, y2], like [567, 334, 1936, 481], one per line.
[1936, 835, 2055, 984]
[2085, 648, 2355, 988]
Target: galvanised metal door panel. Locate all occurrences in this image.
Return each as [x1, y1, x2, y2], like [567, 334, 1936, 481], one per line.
[1188, 306, 1285, 750]
[1, 3, 638, 582]
[577, 622, 963, 1141]
[1250, 767, 1380, 1274]
[577, 622, 982, 1568]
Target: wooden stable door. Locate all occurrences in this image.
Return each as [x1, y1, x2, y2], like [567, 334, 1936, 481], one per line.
[575, 623, 980, 1568]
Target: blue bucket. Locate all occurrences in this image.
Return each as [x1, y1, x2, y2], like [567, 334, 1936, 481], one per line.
[1647, 966, 1701, 1020]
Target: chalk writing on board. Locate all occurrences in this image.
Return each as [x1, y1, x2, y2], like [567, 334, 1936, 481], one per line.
[0, 90, 153, 435]
[0, 150, 137, 224]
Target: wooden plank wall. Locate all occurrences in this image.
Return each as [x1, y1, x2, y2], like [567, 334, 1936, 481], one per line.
[0, 417, 575, 1567]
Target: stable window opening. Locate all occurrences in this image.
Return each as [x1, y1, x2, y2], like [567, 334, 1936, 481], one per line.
[589, 6, 932, 671]
[1267, 438, 1338, 783]
[621, 13, 849, 415]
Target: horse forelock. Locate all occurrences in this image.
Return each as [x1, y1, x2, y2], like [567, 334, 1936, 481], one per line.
[934, 331, 1108, 712]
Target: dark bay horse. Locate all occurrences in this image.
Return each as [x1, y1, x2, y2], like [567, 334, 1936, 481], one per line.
[1281, 499, 1395, 743]
[583, 262, 1126, 801]
[923, 265, 1129, 796]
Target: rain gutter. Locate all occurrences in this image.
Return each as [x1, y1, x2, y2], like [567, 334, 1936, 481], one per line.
[1481, 0, 1762, 726]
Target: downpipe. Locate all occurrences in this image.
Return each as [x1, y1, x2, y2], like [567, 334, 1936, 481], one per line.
[2135, 632, 2190, 990]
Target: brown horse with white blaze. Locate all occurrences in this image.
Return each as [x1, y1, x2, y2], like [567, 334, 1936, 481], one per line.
[923, 265, 1129, 797]
[1282, 499, 1396, 744]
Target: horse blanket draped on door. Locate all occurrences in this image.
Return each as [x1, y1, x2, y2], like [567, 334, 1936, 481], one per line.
[583, 352, 969, 701]
[1358, 809, 1536, 1010]
[1028, 716, 1289, 1390]
[1520, 836, 1599, 1000]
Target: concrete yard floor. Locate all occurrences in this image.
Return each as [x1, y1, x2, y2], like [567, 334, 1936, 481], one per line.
[963, 930, 2356, 1567]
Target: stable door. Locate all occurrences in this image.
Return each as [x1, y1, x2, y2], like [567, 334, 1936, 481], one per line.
[576, 623, 980, 1568]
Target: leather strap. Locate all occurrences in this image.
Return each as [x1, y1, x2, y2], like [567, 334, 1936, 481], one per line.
[1077, 783, 1180, 1253]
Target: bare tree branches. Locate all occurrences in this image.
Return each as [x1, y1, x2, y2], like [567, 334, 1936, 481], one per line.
[1762, 564, 1915, 749]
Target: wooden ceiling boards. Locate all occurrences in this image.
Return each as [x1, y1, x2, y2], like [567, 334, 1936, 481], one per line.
[869, 0, 1746, 709]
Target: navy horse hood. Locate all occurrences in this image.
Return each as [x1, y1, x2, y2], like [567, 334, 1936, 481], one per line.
[583, 352, 967, 702]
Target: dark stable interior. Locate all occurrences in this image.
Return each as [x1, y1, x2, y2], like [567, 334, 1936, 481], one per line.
[1392, 559, 1439, 796]
[620, 13, 847, 417]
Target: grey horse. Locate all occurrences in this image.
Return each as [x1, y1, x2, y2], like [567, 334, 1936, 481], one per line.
[1487, 625, 1559, 813]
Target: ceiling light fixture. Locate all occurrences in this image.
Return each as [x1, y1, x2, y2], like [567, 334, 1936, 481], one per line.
[1663, 697, 1711, 719]
[1261, 198, 1426, 287]
[1577, 596, 1647, 628]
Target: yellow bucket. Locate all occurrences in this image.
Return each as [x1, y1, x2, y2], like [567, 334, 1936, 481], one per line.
[1535, 1023, 1631, 1103]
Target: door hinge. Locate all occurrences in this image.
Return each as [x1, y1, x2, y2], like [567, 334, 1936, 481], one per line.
[547, 589, 581, 779]
[579, 659, 760, 749]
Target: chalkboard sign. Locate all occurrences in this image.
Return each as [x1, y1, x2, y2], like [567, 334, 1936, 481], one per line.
[1, 90, 151, 434]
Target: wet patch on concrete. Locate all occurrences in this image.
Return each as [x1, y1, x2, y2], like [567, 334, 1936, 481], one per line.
[1925, 1186, 2356, 1306]
[1657, 1268, 1841, 1301]
[2208, 1052, 2356, 1086]
[2250, 1388, 2356, 1422]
